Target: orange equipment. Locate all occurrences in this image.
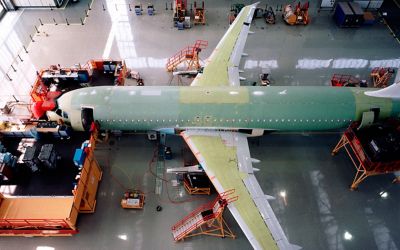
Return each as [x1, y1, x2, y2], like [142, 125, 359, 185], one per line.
[30, 60, 127, 119]
[171, 189, 237, 241]
[283, 1, 310, 25]
[121, 190, 145, 209]
[183, 174, 211, 195]
[331, 74, 361, 87]
[193, 1, 205, 25]
[174, 0, 187, 23]
[332, 121, 400, 190]
[370, 67, 395, 88]
[166, 40, 208, 72]
[229, 4, 245, 24]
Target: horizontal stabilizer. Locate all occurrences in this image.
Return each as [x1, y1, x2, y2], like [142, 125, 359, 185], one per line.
[365, 82, 400, 99]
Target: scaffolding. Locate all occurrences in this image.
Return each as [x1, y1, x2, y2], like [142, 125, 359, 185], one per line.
[0, 125, 102, 236]
[171, 189, 237, 241]
[332, 122, 400, 190]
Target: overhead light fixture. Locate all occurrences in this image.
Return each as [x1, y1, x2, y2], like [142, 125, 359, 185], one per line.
[36, 247, 55, 250]
[379, 191, 388, 199]
[118, 234, 128, 240]
[344, 231, 353, 240]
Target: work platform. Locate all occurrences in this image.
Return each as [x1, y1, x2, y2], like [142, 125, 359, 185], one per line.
[332, 120, 400, 190]
[0, 129, 102, 235]
[171, 189, 237, 241]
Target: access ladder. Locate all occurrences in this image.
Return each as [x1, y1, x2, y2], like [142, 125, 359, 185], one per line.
[171, 189, 238, 241]
[166, 40, 208, 72]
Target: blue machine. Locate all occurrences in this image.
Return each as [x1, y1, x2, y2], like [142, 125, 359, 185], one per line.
[0, 152, 17, 168]
[135, 5, 142, 15]
[147, 4, 154, 15]
[73, 148, 86, 168]
[177, 21, 184, 30]
[334, 2, 353, 27]
[0, 142, 5, 153]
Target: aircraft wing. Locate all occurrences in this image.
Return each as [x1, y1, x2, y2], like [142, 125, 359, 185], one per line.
[181, 130, 300, 250]
[190, 3, 258, 87]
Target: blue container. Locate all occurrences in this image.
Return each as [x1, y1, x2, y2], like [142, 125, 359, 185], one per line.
[73, 149, 86, 167]
[334, 2, 353, 27]
[135, 7, 142, 15]
[348, 2, 364, 26]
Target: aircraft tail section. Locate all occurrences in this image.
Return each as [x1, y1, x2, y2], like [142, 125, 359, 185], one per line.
[365, 81, 400, 99]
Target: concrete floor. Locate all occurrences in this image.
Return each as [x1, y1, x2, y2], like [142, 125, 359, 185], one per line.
[1, 0, 400, 249]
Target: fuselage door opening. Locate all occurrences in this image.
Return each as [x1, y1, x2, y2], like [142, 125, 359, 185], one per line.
[81, 108, 94, 131]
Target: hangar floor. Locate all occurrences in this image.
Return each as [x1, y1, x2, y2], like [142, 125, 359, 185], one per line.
[0, 0, 400, 249]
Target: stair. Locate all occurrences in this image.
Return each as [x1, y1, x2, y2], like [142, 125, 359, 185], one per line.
[171, 189, 237, 241]
[166, 40, 208, 72]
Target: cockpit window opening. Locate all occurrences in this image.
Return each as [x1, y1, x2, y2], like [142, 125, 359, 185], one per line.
[55, 109, 62, 116]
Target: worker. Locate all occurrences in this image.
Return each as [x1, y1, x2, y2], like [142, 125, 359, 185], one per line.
[137, 78, 144, 86]
[260, 73, 271, 86]
[89, 120, 100, 133]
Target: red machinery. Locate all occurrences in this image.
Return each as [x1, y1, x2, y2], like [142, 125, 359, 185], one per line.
[30, 60, 126, 119]
[332, 120, 400, 190]
[283, 1, 310, 25]
[331, 74, 361, 87]
[174, 0, 187, 23]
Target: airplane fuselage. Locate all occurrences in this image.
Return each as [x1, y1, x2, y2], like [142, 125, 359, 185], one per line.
[55, 85, 400, 132]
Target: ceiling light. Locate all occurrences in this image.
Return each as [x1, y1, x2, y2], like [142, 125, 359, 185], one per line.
[118, 234, 128, 240]
[344, 231, 353, 240]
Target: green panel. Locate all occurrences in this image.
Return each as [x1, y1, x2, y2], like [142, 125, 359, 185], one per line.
[60, 85, 400, 132]
[189, 135, 278, 250]
[351, 88, 392, 120]
[194, 6, 252, 87]
[180, 87, 249, 104]
[247, 86, 357, 130]
[391, 99, 400, 118]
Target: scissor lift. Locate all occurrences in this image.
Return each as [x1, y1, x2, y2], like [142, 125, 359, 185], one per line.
[171, 189, 237, 241]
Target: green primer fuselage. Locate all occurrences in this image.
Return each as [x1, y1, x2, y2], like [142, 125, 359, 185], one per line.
[58, 86, 400, 131]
